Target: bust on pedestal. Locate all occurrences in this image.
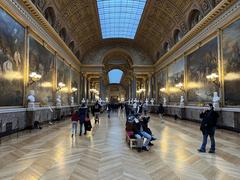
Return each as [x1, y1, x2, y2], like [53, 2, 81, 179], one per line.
[99, 98, 103, 105]
[213, 92, 220, 109]
[56, 95, 61, 107]
[70, 96, 74, 106]
[145, 98, 149, 106]
[180, 96, 184, 107]
[81, 98, 86, 104]
[163, 97, 167, 107]
[27, 90, 36, 108]
[150, 98, 154, 105]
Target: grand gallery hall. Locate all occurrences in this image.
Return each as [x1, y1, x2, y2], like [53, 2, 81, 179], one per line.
[0, 0, 240, 179]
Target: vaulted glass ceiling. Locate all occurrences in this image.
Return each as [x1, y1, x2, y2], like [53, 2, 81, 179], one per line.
[108, 69, 123, 84]
[97, 0, 147, 39]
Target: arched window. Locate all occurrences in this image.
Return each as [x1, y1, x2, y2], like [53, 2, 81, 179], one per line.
[75, 50, 80, 60]
[188, 9, 201, 29]
[108, 69, 123, 84]
[44, 7, 56, 27]
[163, 42, 170, 52]
[59, 28, 67, 42]
[68, 41, 75, 51]
[173, 29, 182, 43]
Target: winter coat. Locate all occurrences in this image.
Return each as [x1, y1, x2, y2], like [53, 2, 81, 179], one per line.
[200, 109, 219, 134]
[78, 106, 87, 123]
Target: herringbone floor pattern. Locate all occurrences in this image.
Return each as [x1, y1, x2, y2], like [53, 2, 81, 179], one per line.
[0, 110, 240, 180]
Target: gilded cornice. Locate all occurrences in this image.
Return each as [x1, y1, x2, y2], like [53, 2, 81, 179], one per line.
[13, 0, 81, 67]
[154, 0, 237, 71]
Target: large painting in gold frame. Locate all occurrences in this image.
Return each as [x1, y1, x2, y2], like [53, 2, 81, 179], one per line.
[29, 36, 54, 106]
[223, 19, 240, 106]
[187, 38, 218, 103]
[0, 8, 25, 106]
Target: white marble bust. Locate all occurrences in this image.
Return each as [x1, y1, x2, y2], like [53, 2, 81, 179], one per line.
[150, 98, 154, 105]
[145, 98, 149, 105]
[213, 92, 220, 108]
[81, 98, 86, 104]
[163, 97, 167, 106]
[180, 96, 184, 107]
[70, 96, 74, 106]
[27, 90, 35, 103]
[56, 95, 61, 107]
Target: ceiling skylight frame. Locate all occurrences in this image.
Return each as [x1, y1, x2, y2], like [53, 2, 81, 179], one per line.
[97, 0, 147, 39]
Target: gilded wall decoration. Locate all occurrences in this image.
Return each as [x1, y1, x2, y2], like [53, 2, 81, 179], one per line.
[71, 69, 79, 105]
[0, 8, 24, 106]
[29, 36, 54, 106]
[223, 19, 240, 106]
[167, 58, 184, 103]
[187, 38, 218, 103]
[57, 58, 70, 106]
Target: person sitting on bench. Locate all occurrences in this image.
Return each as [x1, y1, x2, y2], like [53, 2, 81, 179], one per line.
[132, 114, 152, 151]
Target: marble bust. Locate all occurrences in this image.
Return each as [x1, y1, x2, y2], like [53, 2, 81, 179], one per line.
[213, 92, 220, 109]
[145, 98, 149, 105]
[70, 96, 74, 106]
[163, 97, 167, 106]
[27, 90, 35, 108]
[150, 98, 154, 105]
[180, 96, 184, 107]
[56, 95, 61, 107]
[81, 98, 86, 104]
[27, 90, 35, 103]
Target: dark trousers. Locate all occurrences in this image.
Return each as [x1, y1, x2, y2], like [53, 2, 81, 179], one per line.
[200, 127, 216, 151]
[79, 122, 86, 135]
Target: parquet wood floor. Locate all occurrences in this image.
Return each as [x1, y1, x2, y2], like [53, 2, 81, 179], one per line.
[0, 110, 239, 180]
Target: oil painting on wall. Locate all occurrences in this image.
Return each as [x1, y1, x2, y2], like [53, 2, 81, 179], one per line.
[223, 19, 240, 106]
[71, 69, 79, 105]
[57, 58, 70, 106]
[167, 58, 184, 103]
[0, 8, 25, 106]
[157, 69, 167, 102]
[29, 37, 54, 106]
[187, 38, 218, 104]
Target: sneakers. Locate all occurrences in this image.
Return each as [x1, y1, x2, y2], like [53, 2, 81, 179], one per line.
[149, 142, 154, 146]
[151, 137, 157, 141]
[197, 149, 206, 153]
[142, 146, 149, 151]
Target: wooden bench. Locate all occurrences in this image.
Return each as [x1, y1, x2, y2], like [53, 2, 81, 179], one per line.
[126, 131, 143, 149]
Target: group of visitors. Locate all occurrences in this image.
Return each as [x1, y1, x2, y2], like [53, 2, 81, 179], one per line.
[71, 101, 103, 137]
[71, 103, 92, 137]
[126, 110, 157, 152]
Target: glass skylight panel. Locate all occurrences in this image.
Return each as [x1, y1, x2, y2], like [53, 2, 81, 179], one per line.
[108, 69, 123, 84]
[97, 0, 147, 39]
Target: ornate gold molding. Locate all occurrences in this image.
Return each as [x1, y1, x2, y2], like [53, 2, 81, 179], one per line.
[154, 0, 237, 69]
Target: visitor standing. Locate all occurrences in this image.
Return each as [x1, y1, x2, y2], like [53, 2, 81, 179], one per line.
[158, 103, 164, 123]
[94, 101, 101, 124]
[198, 103, 219, 153]
[78, 103, 88, 136]
[71, 110, 79, 137]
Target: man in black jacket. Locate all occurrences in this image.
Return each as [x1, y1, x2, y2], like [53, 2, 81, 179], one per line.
[198, 103, 219, 153]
